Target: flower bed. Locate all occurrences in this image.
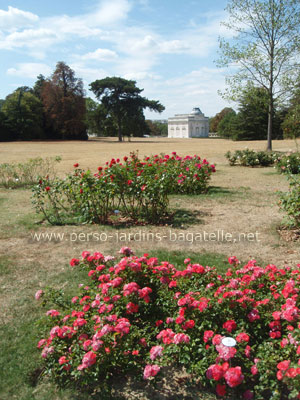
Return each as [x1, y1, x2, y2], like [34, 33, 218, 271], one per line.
[36, 248, 300, 399]
[32, 152, 215, 225]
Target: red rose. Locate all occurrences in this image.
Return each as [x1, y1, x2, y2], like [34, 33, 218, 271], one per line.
[223, 319, 237, 333]
[206, 364, 224, 381]
[74, 163, 79, 167]
[224, 366, 244, 388]
[277, 360, 290, 371]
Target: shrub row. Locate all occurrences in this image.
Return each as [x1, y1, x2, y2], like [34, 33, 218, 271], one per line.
[225, 149, 278, 167]
[32, 152, 216, 225]
[0, 156, 61, 188]
[225, 149, 300, 175]
[36, 248, 300, 399]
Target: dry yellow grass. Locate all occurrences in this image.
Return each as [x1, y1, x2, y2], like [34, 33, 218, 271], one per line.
[1, 136, 298, 174]
[0, 137, 299, 269]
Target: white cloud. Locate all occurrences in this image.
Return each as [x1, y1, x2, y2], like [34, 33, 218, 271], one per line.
[0, 6, 39, 30]
[0, 28, 58, 50]
[89, 0, 131, 26]
[45, 0, 131, 37]
[81, 48, 118, 61]
[7, 63, 52, 79]
[0, 0, 131, 52]
[69, 63, 108, 83]
[159, 39, 190, 54]
[123, 71, 161, 81]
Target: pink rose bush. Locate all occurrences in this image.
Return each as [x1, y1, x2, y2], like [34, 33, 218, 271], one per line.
[32, 152, 216, 225]
[36, 249, 300, 399]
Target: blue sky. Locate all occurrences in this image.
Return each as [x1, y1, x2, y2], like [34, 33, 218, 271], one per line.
[0, 0, 233, 118]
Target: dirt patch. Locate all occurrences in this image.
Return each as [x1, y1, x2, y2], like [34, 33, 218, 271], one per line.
[278, 227, 300, 243]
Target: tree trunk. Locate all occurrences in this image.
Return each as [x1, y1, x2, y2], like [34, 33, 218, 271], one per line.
[117, 115, 122, 142]
[267, 25, 274, 152]
[267, 98, 273, 151]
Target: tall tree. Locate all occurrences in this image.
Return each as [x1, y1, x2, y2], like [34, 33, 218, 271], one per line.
[33, 74, 46, 99]
[2, 89, 44, 140]
[42, 62, 87, 140]
[218, 0, 300, 150]
[90, 77, 164, 141]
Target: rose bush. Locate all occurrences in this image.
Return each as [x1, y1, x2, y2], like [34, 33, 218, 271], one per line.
[225, 149, 278, 167]
[36, 248, 300, 399]
[275, 152, 300, 175]
[279, 174, 300, 229]
[32, 152, 215, 225]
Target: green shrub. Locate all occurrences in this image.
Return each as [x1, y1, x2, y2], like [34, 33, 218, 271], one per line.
[32, 152, 216, 225]
[279, 174, 300, 228]
[275, 152, 300, 174]
[0, 156, 61, 188]
[225, 149, 278, 167]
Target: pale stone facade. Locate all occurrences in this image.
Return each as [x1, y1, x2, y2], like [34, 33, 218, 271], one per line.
[168, 107, 209, 138]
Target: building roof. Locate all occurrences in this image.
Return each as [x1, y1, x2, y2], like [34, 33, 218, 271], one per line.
[168, 107, 207, 121]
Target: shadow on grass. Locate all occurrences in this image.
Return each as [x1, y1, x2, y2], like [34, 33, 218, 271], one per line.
[205, 186, 235, 197]
[169, 209, 207, 228]
[87, 137, 171, 144]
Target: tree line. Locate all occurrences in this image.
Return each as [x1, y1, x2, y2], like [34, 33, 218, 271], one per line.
[0, 62, 165, 142]
[210, 83, 300, 140]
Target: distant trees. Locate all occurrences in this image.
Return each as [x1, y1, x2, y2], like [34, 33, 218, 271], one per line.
[0, 111, 14, 141]
[282, 82, 300, 138]
[216, 86, 284, 140]
[1, 88, 44, 140]
[0, 62, 87, 141]
[90, 77, 164, 141]
[209, 108, 235, 133]
[218, 110, 238, 139]
[146, 120, 168, 136]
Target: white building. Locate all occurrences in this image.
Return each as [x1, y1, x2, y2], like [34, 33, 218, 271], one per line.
[168, 107, 209, 138]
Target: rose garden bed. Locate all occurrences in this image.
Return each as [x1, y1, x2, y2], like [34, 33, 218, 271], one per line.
[36, 247, 300, 399]
[32, 152, 215, 225]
